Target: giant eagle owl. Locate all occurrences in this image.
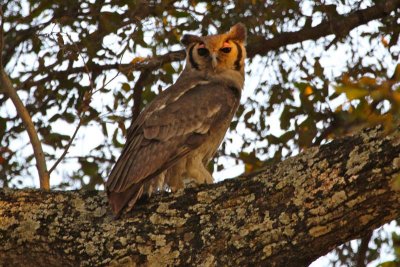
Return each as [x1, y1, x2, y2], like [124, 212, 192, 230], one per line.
[106, 23, 247, 218]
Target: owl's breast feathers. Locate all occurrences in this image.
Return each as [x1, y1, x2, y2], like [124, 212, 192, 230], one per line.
[106, 71, 243, 217]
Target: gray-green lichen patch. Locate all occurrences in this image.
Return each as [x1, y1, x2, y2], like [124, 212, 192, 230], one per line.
[155, 202, 171, 213]
[346, 145, 370, 176]
[330, 191, 347, 206]
[196, 186, 226, 204]
[0, 216, 18, 231]
[149, 234, 167, 247]
[199, 253, 216, 267]
[345, 194, 367, 209]
[108, 256, 137, 267]
[84, 242, 97, 256]
[393, 157, 400, 169]
[278, 212, 291, 225]
[262, 243, 274, 257]
[93, 206, 107, 217]
[391, 175, 400, 191]
[146, 242, 179, 266]
[149, 212, 186, 226]
[389, 130, 400, 146]
[14, 215, 40, 242]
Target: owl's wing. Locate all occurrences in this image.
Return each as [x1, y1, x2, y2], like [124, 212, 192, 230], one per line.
[106, 76, 239, 217]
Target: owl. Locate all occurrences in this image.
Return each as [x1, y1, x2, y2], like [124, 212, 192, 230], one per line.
[106, 23, 247, 218]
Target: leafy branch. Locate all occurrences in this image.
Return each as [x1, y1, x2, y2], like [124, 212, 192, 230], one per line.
[48, 31, 123, 174]
[17, 0, 400, 91]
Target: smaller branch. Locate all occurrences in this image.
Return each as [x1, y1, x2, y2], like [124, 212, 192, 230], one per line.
[48, 120, 82, 174]
[0, 72, 50, 189]
[0, 6, 3, 67]
[119, 50, 185, 73]
[0, 7, 49, 189]
[92, 71, 120, 95]
[63, 155, 115, 163]
[64, 33, 95, 91]
[355, 231, 373, 267]
[48, 30, 131, 174]
[20, 50, 185, 89]
[48, 33, 96, 174]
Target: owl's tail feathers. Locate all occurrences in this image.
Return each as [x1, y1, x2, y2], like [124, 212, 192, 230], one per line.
[107, 183, 144, 219]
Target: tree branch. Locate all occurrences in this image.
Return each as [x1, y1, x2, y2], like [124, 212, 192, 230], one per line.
[0, 5, 3, 68]
[18, 0, 398, 88]
[248, 0, 400, 57]
[356, 231, 373, 267]
[1, 126, 399, 266]
[0, 8, 50, 190]
[48, 120, 82, 175]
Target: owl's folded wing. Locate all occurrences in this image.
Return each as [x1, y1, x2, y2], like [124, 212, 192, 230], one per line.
[106, 80, 236, 217]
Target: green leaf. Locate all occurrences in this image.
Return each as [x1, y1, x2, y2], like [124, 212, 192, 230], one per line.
[379, 261, 400, 267]
[99, 12, 122, 33]
[122, 83, 131, 92]
[112, 128, 124, 148]
[79, 159, 99, 177]
[335, 85, 369, 100]
[63, 112, 75, 124]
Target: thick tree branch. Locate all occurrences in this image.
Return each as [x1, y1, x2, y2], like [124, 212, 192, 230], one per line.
[1, 126, 399, 266]
[248, 0, 400, 57]
[0, 9, 50, 190]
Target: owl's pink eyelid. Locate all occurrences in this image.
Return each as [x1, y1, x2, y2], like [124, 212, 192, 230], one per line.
[222, 41, 231, 48]
[198, 43, 206, 48]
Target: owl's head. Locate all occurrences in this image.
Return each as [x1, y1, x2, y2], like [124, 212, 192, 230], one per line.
[181, 23, 247, 75]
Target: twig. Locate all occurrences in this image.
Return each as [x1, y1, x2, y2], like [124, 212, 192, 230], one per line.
[47, 32, 95, 174]
[92, 71, 120, 95]
[48, 31, 124, 173]
[0, 7, 50, 189]
[48, 120, 83, 174]
[0, 6, 3, 68]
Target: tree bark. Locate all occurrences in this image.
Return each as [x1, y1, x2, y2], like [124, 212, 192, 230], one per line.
[1, 126, 400, 267]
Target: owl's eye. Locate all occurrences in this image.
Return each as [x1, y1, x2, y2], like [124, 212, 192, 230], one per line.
[220, 47, 232, 53]
[197, 48, 209, 57]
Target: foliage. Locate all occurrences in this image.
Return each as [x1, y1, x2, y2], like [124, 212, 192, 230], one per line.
[1, 0, 400, 266]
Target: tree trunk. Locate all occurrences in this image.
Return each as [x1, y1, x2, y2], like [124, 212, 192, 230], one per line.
[1, 126, 400, 267]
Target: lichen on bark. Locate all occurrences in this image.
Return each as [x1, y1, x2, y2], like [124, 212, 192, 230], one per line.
[0, 126, 400, 266]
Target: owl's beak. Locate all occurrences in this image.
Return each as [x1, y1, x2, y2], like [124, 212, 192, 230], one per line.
[211, 53, 218, 70]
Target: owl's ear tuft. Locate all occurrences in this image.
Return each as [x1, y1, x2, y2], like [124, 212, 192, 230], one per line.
[181, 34, 203, 47]
[227, 23, 247, 43]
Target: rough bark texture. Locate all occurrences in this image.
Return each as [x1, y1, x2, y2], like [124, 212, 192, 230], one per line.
[1, 126, 400, 267]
